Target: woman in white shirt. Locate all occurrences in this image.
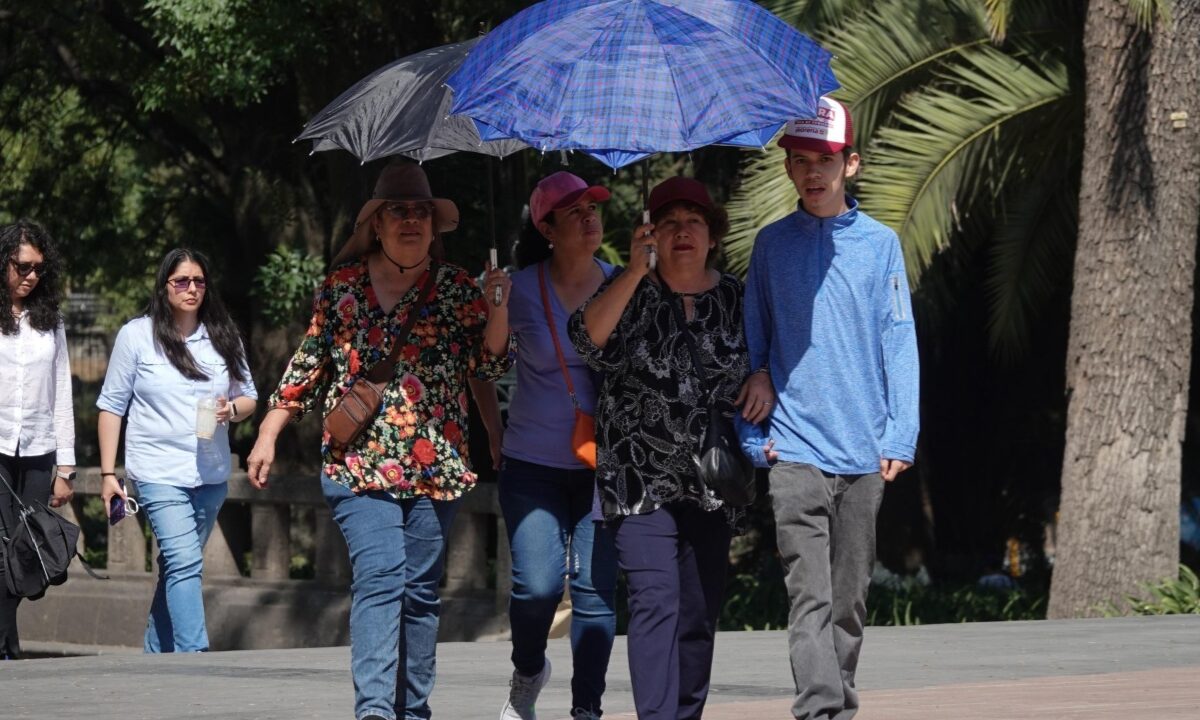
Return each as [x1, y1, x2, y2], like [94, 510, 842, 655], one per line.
[0, 220, 75, 660]
[97, 248, 257, 653]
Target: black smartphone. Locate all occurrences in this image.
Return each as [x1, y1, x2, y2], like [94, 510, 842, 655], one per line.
[109, 478, 128, 526]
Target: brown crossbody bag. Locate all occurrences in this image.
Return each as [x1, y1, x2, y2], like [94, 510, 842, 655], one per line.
[538, 262, 598, 469]
[324, 263, 438, 447]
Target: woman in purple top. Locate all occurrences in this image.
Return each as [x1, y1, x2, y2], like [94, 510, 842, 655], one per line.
[491, 172, 618, 720]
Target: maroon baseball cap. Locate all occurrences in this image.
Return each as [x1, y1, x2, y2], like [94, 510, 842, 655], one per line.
[648, 177, 714, 216]
[778, 96, 854, 153]
[529, 171, 611, 223]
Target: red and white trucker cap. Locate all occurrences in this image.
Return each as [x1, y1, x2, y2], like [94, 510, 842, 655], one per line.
[778, 96, 854, 153]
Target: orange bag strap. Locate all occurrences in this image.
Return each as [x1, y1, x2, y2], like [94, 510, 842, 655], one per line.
[538, 262, 581, 411]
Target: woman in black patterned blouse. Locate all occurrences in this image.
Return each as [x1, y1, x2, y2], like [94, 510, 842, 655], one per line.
[567, 177, 750, 720]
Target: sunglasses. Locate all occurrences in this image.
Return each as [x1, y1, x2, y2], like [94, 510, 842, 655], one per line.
[9, 260, 46, 277]
[167, 276, 207, 292]
[382, 202, 433, 221]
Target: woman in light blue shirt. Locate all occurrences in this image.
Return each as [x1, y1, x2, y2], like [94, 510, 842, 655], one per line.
[96, 248, 257, 653]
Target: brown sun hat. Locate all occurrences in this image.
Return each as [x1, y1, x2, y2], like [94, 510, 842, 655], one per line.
[332, 161, 460, 265]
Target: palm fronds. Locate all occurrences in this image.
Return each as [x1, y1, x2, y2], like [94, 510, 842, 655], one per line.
[858, 44, 1070, 277]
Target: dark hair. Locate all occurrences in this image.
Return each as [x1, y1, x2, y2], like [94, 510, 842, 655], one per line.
[147, 248, 248, 383]
[1, 220, 64, 335]
[650, 200, 731, 269]
[513, 209, 554, 270]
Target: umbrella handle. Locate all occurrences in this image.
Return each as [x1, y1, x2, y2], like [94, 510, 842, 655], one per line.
[643, 209, 657, 270]
[490, 248, 503, 306]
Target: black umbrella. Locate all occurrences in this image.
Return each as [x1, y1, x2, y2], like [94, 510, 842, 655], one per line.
[297, 37, 525, 163]
[297, 38, 526, 303]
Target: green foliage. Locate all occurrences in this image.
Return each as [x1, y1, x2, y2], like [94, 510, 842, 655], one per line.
[1128, 0, 1172, 30]
[720, 568, 791, 631]
[1119, 566, 1200, 615]
[719, 571, 1048, 629]
[866, 583, 1047, 626]
[858, 42, 1071, 276]
[252, 246, 326, 325]
[138, 0, 316, 110]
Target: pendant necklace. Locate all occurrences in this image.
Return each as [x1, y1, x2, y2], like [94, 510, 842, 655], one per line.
[381, 246, 429, 274]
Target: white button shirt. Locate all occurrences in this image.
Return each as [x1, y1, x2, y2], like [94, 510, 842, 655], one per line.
[0, 313, 76, 465]
[96, 316, 257, 487]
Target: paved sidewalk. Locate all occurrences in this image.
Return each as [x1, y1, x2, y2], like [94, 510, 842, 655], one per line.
[3, 615, 1197, 719]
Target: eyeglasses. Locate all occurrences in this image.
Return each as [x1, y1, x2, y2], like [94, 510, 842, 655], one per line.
[9, 260, 46, 277]
[167, 276, 207, 292]
[382, 202, 433, 221]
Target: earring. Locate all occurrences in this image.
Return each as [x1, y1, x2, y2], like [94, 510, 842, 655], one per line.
[548, 241, 555, 249]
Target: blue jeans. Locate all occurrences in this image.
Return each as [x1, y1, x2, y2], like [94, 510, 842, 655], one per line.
[136, 481, 228, 653]
[322, 475, 460, 720]
[499, 456, 618, 714]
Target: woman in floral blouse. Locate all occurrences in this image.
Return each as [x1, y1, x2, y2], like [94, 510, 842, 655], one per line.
[568, 177, 750, 720]
[247, 161, 513, 720]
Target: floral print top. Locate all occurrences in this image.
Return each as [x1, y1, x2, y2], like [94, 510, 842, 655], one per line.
[568, 271, 749, 527]
[268, 259, 514, 499]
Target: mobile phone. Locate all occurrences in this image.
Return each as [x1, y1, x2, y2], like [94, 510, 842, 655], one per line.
[109, 479, 128, 526]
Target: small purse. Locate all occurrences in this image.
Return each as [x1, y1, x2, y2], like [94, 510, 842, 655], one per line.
[660, 275, 757, 507]
[323, 263, 438, 447]
[539, 262, 598, 469]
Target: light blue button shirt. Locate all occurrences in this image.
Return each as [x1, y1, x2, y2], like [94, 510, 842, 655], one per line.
[97, 316, 257, 487]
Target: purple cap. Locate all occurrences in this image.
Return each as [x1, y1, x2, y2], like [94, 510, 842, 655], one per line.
[529, 171, 611, 223]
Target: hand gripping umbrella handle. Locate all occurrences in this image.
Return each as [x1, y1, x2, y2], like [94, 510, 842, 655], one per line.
[490, 248, 503, 306]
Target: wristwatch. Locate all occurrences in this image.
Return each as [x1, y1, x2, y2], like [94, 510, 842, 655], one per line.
[56, 469, 77, 482]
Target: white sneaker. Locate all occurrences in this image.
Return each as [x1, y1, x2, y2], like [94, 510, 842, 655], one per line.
[499, 658, 552, 720]
[571, 709, 601, 720]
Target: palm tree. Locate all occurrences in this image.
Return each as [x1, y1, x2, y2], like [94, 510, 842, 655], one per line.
[730, 0, 1198, 615]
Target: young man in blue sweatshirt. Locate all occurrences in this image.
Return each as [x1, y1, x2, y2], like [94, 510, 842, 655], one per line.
[737, 97, 920, 720]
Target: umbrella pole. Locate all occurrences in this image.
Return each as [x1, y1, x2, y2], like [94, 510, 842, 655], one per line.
[642, 160, 656, 270]
[488, 155, 502, 305]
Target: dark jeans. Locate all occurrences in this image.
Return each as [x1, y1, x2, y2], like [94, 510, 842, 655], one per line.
[612, 502, 731, 720]
[499, 456, 617, 715]
[0, 451, 55, 660]
[769, 462, 884, 720]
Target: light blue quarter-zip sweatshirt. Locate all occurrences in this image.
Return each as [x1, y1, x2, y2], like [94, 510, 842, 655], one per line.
[740, 196, 919, 474]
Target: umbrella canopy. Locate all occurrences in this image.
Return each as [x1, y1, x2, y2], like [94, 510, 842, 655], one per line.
[297, 38, 525, 163]
[446, 0, 840, 169]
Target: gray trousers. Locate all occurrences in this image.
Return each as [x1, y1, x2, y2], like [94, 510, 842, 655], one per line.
[769, 462, 884, 720]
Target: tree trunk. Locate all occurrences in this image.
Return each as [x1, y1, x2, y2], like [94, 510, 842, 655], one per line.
[1048, 0, 1200, 618]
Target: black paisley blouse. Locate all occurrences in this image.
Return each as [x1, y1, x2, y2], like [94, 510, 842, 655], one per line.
[568, 271, 749, 524]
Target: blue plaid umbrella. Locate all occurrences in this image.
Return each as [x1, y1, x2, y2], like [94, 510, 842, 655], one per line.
[446, 0, 839, 169]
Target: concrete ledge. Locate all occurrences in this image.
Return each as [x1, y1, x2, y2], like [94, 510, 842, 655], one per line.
[19, 574, 507, 649]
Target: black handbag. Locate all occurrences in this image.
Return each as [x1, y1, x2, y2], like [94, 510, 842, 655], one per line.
[660, 276, 757, 507]
[0, 472, 104, 600]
